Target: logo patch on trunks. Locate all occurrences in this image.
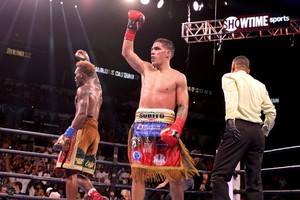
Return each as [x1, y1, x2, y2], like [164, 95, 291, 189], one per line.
[132, 151, 142, 161]
[143, 137, 153, 153]
[134, 122, 167, 137]
[153, 154, 166, 166]
[139, 112, 165, 120]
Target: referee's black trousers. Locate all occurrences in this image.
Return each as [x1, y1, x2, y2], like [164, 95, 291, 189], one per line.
[211, 119, 265, 200]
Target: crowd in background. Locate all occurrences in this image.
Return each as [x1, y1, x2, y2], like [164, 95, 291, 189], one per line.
[0, 131, 133, 199]
[0, 77, 294, 200]
[0, 77, 213, 199]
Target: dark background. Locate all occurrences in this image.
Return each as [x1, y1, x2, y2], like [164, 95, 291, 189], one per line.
[0, 0, 299, 153]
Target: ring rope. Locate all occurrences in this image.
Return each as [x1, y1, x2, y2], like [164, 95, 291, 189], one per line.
[264, 145, 300, 154]
[1, 127, 300, 198]
[0, 193, 64, 200]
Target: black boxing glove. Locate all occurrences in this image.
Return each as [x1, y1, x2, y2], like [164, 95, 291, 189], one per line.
[124, 10, 145, 41]
[224, 119, 241, 141]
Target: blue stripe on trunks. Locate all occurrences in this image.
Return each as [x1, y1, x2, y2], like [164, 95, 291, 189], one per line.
[133, 122, 168, 137]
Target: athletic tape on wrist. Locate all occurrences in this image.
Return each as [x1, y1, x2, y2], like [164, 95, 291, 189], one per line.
[124, 29, 136, 41]
[174, 117, 186, 133]
[64, 126, 76, 139]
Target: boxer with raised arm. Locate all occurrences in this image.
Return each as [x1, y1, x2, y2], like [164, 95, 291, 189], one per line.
[53, 50, 108, 200]
[122, 10, 199, 200]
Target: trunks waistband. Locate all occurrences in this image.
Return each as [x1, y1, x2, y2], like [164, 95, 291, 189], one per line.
[135, 108, 175, 124]
[83, 117, 98, 129]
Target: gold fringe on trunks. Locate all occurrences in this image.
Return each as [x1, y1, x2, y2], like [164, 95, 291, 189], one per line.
[127, 124, 199, 182]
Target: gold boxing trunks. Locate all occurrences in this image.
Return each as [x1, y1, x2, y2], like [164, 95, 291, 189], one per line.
[56, 118, 99, 175]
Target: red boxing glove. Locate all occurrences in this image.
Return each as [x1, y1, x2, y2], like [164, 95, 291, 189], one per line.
[124, 10, 145, 41]
[160, 118, 186, 147]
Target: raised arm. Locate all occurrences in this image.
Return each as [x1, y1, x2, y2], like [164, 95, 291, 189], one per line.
[122, 10, 146, 74]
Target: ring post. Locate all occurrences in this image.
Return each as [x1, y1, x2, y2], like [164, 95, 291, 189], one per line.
[229, 162, 241, 200]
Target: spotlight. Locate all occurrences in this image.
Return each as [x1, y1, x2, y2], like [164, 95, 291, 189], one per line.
[157, 0, 164, 8]
[193, 0, 204, 11]
[140, 0, 150, 5]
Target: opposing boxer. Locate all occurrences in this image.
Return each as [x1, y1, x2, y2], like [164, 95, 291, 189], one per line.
[53, 50, 108, 200]
[122, 10, 199, 200]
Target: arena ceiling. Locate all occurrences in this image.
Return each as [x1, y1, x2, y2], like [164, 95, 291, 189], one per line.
[0, 0, 299, 147]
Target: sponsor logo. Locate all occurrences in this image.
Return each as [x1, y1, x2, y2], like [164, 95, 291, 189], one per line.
[96, 67, 138, 80]
[224, 14, 269, 32]
[131, 136, 141, 149]
[153, 154, 166, 166]
[143, 137, 153, 153]
[269, 15, 289, 24]
[85, 160, 96, 169]
[139, 112, 165, 120]
[137, 124, 143, 130]
[223, 14, 291, 32]
[269, 15, 290, 28]
[132, 151, 142, 161]
[157, 139, 168, 151]
[75, 158, 84, 165]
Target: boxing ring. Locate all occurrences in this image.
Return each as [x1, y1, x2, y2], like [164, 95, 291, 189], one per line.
[0, 127, 300, 200]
